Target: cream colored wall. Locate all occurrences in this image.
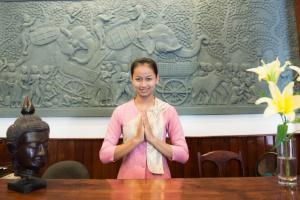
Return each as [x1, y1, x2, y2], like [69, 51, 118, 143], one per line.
[1, 114, 298, 138]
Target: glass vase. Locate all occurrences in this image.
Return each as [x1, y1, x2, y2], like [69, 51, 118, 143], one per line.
[277, 137, 297, 186]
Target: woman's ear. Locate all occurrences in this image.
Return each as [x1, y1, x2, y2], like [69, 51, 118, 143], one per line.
[156, 75, 160, 85]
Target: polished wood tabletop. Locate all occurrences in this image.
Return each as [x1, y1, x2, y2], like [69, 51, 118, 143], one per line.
[0, 177, 299, 200]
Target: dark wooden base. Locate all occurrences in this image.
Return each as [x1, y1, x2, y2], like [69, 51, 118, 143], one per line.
[7, 177, 47, 194]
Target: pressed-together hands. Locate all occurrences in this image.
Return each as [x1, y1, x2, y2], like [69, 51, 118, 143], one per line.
[113, 111, 172, 161]
[134, 111, 156, 144]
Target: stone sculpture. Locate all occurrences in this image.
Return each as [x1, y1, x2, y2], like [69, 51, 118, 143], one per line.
[6, 96, 50, 193]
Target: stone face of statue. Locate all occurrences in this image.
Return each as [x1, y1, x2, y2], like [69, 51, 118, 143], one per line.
[6, 96, 50, 193]
[16, 131, 48, 171]
[6, 96, 50, 177]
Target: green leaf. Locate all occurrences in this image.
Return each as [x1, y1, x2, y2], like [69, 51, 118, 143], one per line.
[292, 117, 300, 123]
[259, 90, 267, 98]
[275, 124, 288, 148]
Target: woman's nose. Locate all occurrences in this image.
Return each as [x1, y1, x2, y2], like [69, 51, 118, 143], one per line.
[141, 80, 147, 86]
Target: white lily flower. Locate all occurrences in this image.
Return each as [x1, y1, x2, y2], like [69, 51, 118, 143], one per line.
[247, 57, 288, 83]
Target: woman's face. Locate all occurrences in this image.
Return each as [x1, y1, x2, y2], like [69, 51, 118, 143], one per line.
[131, 63, 159, 98]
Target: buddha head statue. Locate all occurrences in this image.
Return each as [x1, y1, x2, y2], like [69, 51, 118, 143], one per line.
[6, 96, 50, 178]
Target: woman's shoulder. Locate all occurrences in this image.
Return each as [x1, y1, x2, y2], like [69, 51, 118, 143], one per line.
[155, 98, 177, 113]
[113, 99, 135, 113]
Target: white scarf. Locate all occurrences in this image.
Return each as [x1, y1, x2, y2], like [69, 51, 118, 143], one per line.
[123, 98, 167, 174]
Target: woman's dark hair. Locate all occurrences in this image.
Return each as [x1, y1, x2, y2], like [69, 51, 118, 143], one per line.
[130, 57, 158, 77]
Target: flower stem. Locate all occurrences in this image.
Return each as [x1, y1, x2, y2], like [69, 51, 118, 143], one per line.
[283, 139, 291, 177]
[280, 114, 286, 124]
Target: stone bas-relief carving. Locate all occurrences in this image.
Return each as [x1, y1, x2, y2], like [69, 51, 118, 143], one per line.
[6, 97, 49, 193]
[0, 0, 298, 116]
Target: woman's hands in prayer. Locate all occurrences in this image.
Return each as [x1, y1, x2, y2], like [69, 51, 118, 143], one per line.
[134, 115, 145, 144]
[141, 111, 156, 144]
[134, 111, 156, 145]
[140, 111, 173, 160]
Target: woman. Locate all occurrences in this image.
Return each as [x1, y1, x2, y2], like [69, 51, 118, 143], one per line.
[99, 57, 189, 179]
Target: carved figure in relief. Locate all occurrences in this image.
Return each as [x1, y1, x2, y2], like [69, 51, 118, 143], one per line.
[99, 62, 116, 105]
[93, 8, 111, 50]
[191, 69, 226, 104]
[89, 62, 115, 106]
[2, 63, 17, 105]
[230, 77, 243, 104]
[101, 62, 117, 80]
[57, 26, 97, 65]
[10, 76, 24, 107]
[43, 84, 58, 107]
[112, 70, 132, 105]
[210, 63, 230, 104]
[39, 65, 58, 106]
[0, 58, 8, 103]
[230, 75, 256, 104]
[40, 65, 52, 82]
[0, 57, 7, 72]
[21, 14, 36, 55]
[194, 62, 209, 77]
[239, 82, 251, 103]
[28, 66, 40, 106]
[2, 4, 209, 109]
[94, 4, 208, 64]
[20, 65, 31, 99]
[56, 28, 75, 58]
[64, 5, 83, 25]
[62, 93, 82, 106]
[244, 77, 257, 103]
[138, 24, 208, 58]
[127, 5, 145, 37]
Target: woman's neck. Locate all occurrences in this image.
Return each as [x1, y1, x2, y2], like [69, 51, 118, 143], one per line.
[134, 96, 155, 111]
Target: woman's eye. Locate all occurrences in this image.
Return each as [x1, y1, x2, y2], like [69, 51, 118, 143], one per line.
[146, 78, 152, 81]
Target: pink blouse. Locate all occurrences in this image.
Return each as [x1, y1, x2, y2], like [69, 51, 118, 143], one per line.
[99, 98, 189, 179]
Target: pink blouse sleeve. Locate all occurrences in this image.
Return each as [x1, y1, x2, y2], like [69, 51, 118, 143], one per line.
[166, 106, 189, 163]
[99, 107, 122, 164]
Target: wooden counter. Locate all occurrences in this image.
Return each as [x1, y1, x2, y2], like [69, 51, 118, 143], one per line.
[0, 177, 299, 200]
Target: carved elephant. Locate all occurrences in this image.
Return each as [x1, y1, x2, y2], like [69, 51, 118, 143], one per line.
[138, 24, 209, 58]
